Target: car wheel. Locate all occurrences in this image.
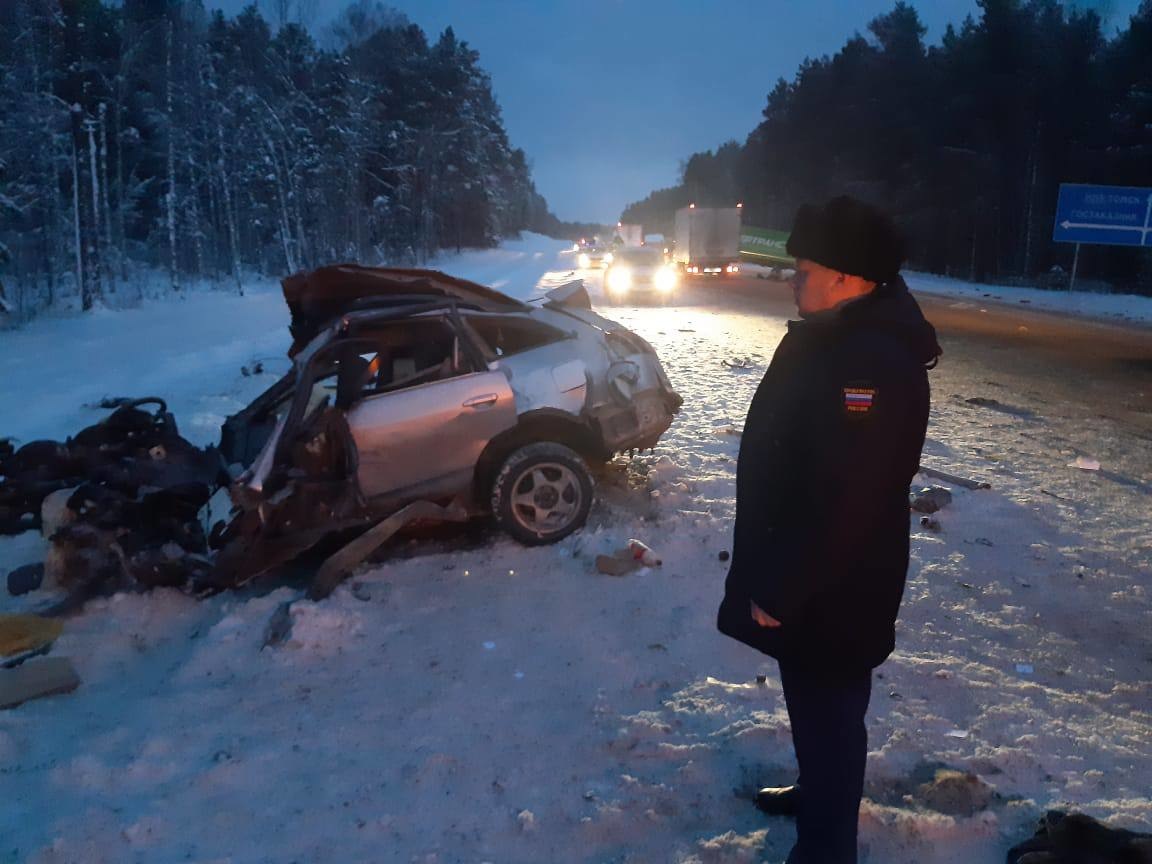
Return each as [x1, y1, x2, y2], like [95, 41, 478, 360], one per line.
[491, 442, 593, 546]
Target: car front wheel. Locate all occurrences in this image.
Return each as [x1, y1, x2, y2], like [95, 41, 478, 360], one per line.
[491, 442, 593, 545]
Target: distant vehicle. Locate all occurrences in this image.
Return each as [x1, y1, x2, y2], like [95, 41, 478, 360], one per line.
[577, 246, 613, 269]
[603, 246, 679, 302]
[612, 223, 643, 248]
[673, 206, 742, 276]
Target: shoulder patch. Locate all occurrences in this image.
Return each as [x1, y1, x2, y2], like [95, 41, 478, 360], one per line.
[843, 384, 877, 416]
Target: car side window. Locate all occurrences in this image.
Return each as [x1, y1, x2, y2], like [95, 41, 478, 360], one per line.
[353, 319, 474, 398]
[465, 315, 568, 359]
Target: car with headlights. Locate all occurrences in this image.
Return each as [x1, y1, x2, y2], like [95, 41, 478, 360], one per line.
[577, 245, 613, 270]
[602, 246, 680, 302]
[215, 266, 682, 584]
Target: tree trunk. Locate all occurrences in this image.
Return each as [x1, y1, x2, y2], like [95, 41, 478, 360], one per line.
[166, 21, 181, 295]
[85, 118, 104, 302]
[98, 104, 116, 293]
[71, 131, 88, 310]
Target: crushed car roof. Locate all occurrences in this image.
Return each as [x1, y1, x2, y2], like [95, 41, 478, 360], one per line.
[282, 265, 530, 355]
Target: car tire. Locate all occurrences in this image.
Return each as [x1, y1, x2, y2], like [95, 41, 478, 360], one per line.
[491, 442, 593, 546]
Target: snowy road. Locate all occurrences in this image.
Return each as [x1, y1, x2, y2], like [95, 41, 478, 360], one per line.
[1, 240, 1150, 864]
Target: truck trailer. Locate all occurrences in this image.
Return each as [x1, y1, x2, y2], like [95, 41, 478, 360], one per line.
[672, 207, 741, 275]
[613, 223, 643, 248]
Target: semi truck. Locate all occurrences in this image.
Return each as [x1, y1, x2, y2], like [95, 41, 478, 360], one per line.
[672, 206, 742, 275]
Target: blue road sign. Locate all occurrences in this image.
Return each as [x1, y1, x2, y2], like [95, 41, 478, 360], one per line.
[1053, 183, 1152, 247]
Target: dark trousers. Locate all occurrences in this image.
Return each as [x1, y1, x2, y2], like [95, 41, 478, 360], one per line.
[779, 661, 873, 864]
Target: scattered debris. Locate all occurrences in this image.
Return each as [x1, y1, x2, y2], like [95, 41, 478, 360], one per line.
[307, 499, 469, 601]
[755, 674, 767, 685]
[910, 486, 954, 514]
[1068, 455, 1101, 471]
[1041, 488, 1069, 501]
[0, 656, 80, 709]
[943, 728, 969, 739]
[595, 539, 663, 575]
[721, 357, 755, 370]
[6, 562, 44, 596]
[718, 550, 730, 562]
[918, 465, 991, 490]
[595, 554, 643, 577]
[920, 516, 942, 532]
[0, 614, 63, 660]
[626, 539, 662, 566]
[0, 399, 221, 605]
[1015, 663, 1034, 675]
[1007, 810, 1152, 864]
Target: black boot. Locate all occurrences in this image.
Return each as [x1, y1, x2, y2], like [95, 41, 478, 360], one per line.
[754, 784, 800, 817]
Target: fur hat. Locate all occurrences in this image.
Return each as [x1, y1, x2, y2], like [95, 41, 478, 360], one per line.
[786, 196, 905, 283]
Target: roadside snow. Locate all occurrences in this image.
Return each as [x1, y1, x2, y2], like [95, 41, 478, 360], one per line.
[1, 242, 1149, 864]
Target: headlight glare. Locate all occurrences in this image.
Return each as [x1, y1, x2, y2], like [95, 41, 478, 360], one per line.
[607, 267, 632, 293]
[655, 266, 678, 292]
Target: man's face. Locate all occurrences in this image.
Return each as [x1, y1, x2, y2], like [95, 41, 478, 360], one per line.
[791, 259, 846, 317]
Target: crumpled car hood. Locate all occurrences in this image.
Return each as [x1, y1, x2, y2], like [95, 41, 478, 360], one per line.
[282, 265, 530, 356]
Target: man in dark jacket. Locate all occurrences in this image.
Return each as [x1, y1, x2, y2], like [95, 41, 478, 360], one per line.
[717, 196, 941, 864]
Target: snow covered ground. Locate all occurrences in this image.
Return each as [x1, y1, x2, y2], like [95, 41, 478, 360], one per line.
[1, 238, 1149, 863]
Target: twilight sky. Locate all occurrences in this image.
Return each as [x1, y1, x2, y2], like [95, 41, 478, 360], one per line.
[213, 0, 1141, 223]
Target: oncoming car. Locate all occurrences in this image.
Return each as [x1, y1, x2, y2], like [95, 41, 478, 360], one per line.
[577, 245, 613, 269]
[216, 266, 682, 582]
[603, 246, 680, 302]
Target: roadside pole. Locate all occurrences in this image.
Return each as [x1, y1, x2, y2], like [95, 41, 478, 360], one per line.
[1070, 242, 1080, 292]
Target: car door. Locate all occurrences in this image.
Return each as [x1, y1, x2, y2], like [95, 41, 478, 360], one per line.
[346, 364, 517, 502]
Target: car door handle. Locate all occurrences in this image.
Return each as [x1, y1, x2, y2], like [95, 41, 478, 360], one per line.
[463, 394, 499, 409]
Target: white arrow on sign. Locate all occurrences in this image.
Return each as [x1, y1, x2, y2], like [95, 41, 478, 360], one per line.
[1060, 193, 1152, 245]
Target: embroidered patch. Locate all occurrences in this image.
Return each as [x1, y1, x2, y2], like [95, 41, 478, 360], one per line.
[843, 385, 876, 415]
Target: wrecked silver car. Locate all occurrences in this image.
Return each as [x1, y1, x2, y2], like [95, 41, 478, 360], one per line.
[214, 266, 681, 587]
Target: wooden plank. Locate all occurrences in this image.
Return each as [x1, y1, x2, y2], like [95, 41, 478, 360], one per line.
[918, 465, 992, 491]
[0, 614, 63, 658]
[0, 657, 81, 710]
[307, 500, 468, 601]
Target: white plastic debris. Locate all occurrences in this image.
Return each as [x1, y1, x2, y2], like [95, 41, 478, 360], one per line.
[1015, 663, 1034, 675]
[944, 729, 970, 739]
[1068, 456, 1101, 471]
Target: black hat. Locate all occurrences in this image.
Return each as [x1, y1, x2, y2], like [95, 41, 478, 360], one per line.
[786, 196, 905, 283]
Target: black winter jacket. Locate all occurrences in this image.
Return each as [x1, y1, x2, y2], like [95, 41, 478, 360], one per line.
[717, 276, 941, 674]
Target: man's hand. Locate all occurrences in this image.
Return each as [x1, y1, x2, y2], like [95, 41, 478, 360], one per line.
[750, 601, 782, 628]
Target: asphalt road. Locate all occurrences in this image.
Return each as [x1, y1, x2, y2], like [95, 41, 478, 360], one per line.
[690, 274, 1152, 440]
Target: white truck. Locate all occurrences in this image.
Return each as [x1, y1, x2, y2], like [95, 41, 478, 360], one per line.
[613, 223, 644, 248]
[672, 206, 742, 275]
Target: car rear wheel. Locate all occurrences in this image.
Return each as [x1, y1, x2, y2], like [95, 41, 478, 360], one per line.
[491, 442, 593, 545]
